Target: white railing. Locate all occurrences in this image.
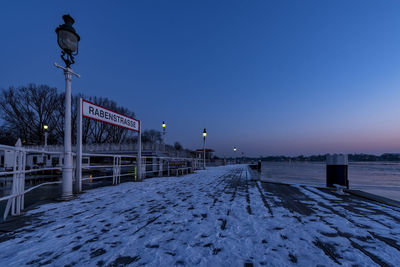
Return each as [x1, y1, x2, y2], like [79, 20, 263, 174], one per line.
[26, 142, 195, 158]
[0, 141, 204, 221]
[0, 141, 63, 220]
[80, 152, 137, 184]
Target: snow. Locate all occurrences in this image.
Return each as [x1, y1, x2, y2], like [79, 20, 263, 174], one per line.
[0, 164, 399, 266]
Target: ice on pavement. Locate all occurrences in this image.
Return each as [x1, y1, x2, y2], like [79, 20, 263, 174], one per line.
[0, 164, 399, 266]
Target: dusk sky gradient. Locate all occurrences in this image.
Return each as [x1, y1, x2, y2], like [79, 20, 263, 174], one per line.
[1, 0, 400, 156]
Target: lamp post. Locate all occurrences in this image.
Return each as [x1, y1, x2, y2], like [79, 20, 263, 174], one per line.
[202, 129, 207, 169]
[43, 124, 48, 148]
[55, 14, 80, 200]
[233, 147, 237, 164]
[162, 121, 166, 150]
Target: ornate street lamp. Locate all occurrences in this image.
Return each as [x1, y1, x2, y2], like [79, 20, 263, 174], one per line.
[233, 147, 237, 164]
[55, 14, 80, 200]
[202, 129, 207, 169]
[56, 15, 80, 68]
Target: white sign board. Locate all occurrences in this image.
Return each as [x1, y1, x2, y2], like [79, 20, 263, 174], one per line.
[82, 99, 140, 132]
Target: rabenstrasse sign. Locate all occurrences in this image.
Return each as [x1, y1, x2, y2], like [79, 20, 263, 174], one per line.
[82, 99, 140, 132]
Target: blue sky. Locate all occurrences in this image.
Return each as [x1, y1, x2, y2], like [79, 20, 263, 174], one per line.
[1, 0, 400, 156]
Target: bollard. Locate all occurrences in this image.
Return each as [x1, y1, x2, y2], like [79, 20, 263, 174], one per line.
[326, 154, 349, 189]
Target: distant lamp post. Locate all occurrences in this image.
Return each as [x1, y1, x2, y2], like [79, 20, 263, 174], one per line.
[162, 121, 166, 141]
[162, 121, 166, 151]
[202, 129, 207, 169]
[43, 124, 49, 147]
[55, 14, 81, 200]
[233, 147, 237, 164]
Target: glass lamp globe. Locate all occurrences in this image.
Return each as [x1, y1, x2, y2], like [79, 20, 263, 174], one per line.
[56, 15, 80, 53]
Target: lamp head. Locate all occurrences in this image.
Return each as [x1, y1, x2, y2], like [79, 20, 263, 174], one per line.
[56, 14, 80, 67]
[56, 15, 80, 53]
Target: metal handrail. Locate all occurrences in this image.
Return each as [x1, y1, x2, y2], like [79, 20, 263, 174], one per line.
[0, 167, 62, 177]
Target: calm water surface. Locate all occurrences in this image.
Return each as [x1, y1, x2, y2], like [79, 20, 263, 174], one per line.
[260, 162, 400, 201]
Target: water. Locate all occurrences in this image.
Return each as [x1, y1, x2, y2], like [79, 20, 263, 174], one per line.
[260, 161, 400, 201]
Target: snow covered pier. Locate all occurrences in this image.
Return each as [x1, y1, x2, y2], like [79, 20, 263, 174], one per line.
[0, 165, 399, 266]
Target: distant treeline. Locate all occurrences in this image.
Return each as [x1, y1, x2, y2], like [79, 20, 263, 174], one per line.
[254, 153, 400, 162]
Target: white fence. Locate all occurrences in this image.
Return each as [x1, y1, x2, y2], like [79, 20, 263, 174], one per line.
[0, 141, 63, 220]
[0, 141, 203, 221]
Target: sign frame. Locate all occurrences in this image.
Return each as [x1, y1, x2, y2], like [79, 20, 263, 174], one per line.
[82, 99, 140, 132]
[75, 98, 142, 193]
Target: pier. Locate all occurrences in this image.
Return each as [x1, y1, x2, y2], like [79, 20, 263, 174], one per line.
[0, 165, 399, 266]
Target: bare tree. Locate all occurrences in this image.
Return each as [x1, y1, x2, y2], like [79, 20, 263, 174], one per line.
[0, 84, 141, 146]
[82, 96, 136, 144]
[0, 128, 17, 145]
[142, 130, 162, 144]
[0, 84, 60, 145]
[52, 93, 78, 144]
[51, 94, 137, 144]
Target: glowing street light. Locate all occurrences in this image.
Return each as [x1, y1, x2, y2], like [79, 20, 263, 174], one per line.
[55, 14, 80, 200]
[233, 146, 237, 164]
[203, 128, 207, 169]
[162, 121, 166, 140]
[43, 124, 49, 147]
[162, 121, 166, 151]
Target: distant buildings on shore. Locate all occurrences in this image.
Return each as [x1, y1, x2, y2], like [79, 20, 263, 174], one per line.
[258, 153, 400, 162]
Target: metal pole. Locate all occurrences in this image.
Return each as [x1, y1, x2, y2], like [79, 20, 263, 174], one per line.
[54, 63, 79, 200]
[163, 128, 166, 152]
[61, 68, 73, 199]
[137, 123, 142, 181]
[44, 132, 48, 147]
[203, 137, 206, 169]
[75, 97, 82, 193]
